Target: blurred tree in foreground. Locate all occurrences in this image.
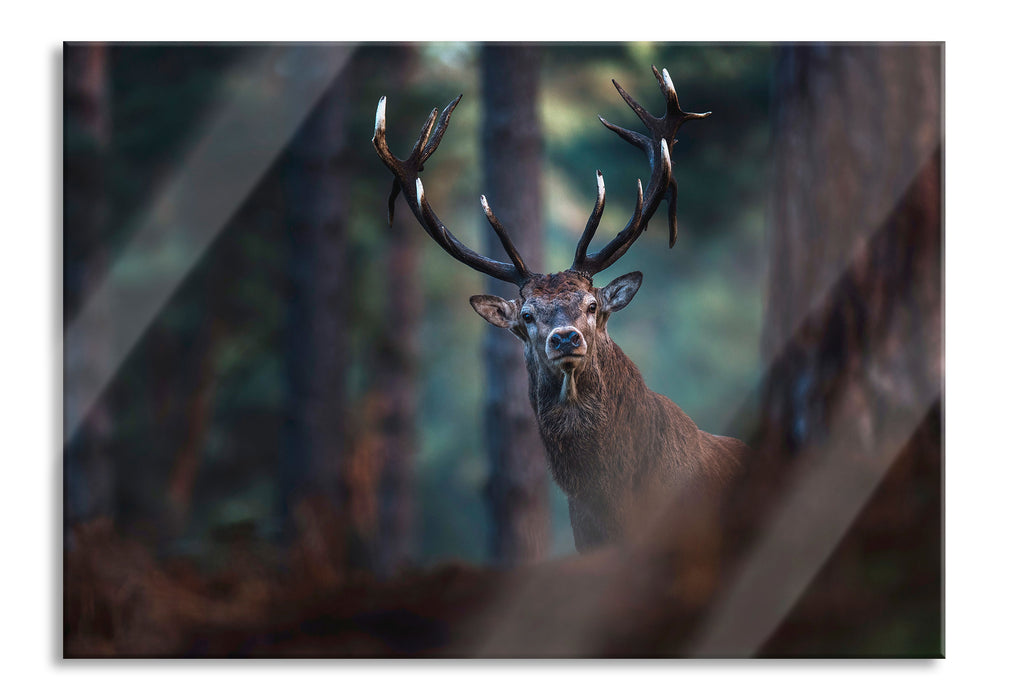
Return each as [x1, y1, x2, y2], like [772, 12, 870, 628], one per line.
[733, 43, 943, 656]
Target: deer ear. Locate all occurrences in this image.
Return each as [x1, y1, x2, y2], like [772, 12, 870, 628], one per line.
[470, 295, 519, 329]
[600, 271, 643, 313]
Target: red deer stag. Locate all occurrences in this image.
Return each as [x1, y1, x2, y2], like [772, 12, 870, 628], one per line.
[373, 67, 748, 551]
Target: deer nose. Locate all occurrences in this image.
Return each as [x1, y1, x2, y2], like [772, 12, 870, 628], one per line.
[549, 328, 582, 352]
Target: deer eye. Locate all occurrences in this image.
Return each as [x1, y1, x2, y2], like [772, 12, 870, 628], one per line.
[522, 311, 535, 323]
[587, 301, 598, 314]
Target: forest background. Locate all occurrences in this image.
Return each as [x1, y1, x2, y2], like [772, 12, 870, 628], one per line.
[64, 43, 770, 567]
[59, 41, 947, 660]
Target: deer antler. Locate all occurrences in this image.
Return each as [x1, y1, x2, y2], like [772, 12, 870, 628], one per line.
[372, 95, 533, 286]
[571, 66, 710, 276]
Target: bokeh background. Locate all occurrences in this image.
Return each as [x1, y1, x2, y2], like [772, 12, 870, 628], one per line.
[64, 43, 769, 565]
[63, 42, 942, 657]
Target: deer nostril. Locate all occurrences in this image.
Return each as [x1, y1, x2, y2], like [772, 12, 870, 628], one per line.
[550, 329, 581, 351]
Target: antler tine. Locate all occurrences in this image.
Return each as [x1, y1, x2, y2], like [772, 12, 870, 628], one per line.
[374, 96, 404, 225]
[598, 115, 650, 152]
[574, 138, 671, 276]
[653, 66, 711, 125]
[481, 195, 530, 279]
[613, 78, 656, 132]
[372, 95, 534, 287]
[594, 175, 648, 269]
[421, 94, 462, 164]
[571, 68, 707, 274]
[372, 96, 396, 172]
[416, 107, 439, 155]
[374, 96, 405, 225]
[572, 171, 606, 269]
[415, 179, 529, 285]
[413, 108, 439, 165]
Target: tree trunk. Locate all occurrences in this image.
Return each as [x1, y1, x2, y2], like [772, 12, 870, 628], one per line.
[280, 62, 352, 564]
[479, 44, 551, 565]
[64, 42, 114, 531]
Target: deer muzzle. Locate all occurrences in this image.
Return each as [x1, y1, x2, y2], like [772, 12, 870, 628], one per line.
[546, 326, 587, 366]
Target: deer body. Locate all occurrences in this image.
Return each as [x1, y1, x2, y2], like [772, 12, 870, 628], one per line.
[374, 66, 748, 551]
[473, 271, 747, 550]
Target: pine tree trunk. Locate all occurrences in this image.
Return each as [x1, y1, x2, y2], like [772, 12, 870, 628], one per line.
[479, 44, 551, 565]
[280, 65, 352, 553]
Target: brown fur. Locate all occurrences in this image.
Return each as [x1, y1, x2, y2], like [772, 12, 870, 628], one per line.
[473, 271, 748, 551]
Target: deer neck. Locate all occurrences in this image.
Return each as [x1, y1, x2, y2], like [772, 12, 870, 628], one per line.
[526, 335, 649, 499]
[527, 335, 645, 435]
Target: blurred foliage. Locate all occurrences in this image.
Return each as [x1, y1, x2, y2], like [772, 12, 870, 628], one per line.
[73, 42, 771, 567]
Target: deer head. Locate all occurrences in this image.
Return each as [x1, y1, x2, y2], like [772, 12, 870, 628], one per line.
[372, 66, 709, 403]
[469, 270, 642, 402]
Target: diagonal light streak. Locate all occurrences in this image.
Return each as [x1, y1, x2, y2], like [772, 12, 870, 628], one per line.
[63, 44, 355, 443]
